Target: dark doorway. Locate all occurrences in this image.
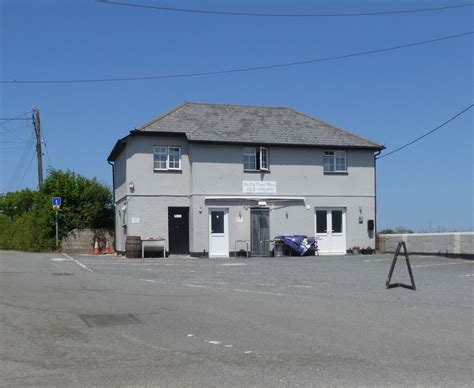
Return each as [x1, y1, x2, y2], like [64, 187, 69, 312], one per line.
[250, 208, 270, 256]
[168, 207, 189, 255]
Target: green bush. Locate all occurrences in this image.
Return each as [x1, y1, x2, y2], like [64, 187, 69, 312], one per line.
[0, 169, 113, 252]
[378, 227, 414, 235]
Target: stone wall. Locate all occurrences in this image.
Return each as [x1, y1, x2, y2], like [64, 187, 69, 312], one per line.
[378, 232, 473, 259]
[62, 228, 114, 254]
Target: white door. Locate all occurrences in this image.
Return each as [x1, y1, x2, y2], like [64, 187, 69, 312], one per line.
[315, 208, 346, 254]
[209, 209, 229, 257]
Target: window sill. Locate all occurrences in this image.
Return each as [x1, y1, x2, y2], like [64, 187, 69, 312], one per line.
[153, 169, 182, 173]
[244, 169, 271, 173]
[324, 171, 348, 175]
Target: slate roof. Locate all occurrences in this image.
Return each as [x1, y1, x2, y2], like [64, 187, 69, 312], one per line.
[133, 102, 383, 149]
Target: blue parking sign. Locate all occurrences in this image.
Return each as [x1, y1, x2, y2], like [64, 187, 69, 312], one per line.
[52, 196, 61, 209]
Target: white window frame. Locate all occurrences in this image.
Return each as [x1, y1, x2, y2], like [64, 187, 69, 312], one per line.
[243, 146, 269, 172]
[259, 146, 269, 171]
[153, 146, 182, 171]
[243, 147, 256, 171]
[323, 150, 347, 173]
[167, 146, 181, 170]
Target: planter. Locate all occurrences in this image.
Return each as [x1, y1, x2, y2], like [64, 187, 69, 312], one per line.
[352, 249, 360, 255]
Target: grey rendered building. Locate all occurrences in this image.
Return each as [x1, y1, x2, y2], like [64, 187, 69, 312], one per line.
[107, 102, 384, 257]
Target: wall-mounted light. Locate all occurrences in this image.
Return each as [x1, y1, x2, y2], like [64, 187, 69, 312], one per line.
[128, 181, 135, 192]
[285, 211, 289, 219]
[238, 211, 242, 218]
[198, 207, 202, 213]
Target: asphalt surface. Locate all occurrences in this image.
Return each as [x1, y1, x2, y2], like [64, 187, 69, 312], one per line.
[0, 250, 472, 387]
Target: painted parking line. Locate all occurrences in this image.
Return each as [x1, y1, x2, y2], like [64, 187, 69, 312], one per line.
[412, 261, 473, 268]
[62, 253, 93, 272]
[231, 288, 284, 296]
[51, 257, 70, 262]
[184, 284, 209, 288]
[363, 258, 392, 262]
[141, 279, 167, 284]
[458, 274, 473, 277]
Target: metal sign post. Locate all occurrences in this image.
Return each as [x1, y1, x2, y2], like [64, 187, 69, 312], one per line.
[55, 210, 59, 249]
[52, 197, 61, 250]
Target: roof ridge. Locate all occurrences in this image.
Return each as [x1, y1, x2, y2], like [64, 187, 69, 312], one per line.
[135, 102, 189, 131]
[184, 101, 290, 110]
[287, 107, 384, 148]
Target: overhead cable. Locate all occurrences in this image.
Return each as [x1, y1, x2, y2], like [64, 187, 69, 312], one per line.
[1, 31, 472, 84]
[97, 0, 474, 17]
[377, 104, 473, 159]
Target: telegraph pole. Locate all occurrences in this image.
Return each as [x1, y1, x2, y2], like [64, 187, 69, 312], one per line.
[32, 107, 43, 188]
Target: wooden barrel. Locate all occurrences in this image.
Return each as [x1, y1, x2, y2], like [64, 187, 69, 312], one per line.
[125, 236, 142, 258]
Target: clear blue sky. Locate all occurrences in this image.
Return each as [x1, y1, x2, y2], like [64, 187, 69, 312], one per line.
[1, 0, 472, 231]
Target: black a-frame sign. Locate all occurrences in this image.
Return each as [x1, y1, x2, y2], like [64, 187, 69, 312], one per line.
[385, 241, 416, 291]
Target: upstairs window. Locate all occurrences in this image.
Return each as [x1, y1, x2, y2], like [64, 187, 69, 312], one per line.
[243, 146, 269, 171]
[323, 151, 346, 173]
[154, 146, 181, 171]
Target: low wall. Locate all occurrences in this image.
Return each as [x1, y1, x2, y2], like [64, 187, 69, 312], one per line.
[62, 228, 114, 254]
[378, 232, 474, 259]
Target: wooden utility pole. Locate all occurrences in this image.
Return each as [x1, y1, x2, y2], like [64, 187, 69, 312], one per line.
[32, 107, 43, 188]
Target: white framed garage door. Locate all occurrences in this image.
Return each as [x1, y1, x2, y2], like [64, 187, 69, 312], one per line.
[315, 208, 346, 254]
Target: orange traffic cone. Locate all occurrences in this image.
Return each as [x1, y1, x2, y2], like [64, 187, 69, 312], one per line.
[93, 238, 100, 254]
[104, 240, 112, 254]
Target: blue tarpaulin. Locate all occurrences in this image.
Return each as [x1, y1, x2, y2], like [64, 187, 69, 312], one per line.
[274, 235, 316, 256]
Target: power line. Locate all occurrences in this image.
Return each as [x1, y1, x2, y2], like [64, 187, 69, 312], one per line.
[9, 142, 35, 190]
[15, 148, 37, 191]
[7, 126, 35, 186]
[0, 112, 30, 124]
[0, 118, 32, 141]
[1, 31, 472, 84]
[97, 0, 474, 17]
[377, 104, 473, 160]
[41, 127, 52, 168]
[0, 145, 35, 152]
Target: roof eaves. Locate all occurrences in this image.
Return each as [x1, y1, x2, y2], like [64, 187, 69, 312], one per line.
[107, 134, 130, 161]
[188, 138, 385, 150]
[129, 129, 188, 139]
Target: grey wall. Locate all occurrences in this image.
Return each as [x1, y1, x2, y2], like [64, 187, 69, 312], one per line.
[113, 135, 378, 254]
[125, 195, 190, 252]
[115, 197, 127, 252]
[191, 144, 375, 196]
[191, 195, 375, 254]
[125, 135, 190, 197]
[114, 147, 127, 202]
[378, 233, 474, 258]
[62, 228, 114, 254]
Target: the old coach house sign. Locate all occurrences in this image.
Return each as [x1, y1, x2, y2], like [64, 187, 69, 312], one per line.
[242, 181, 277, 194]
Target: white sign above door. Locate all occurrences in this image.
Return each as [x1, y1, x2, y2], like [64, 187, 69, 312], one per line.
[242, 181, 276, 194]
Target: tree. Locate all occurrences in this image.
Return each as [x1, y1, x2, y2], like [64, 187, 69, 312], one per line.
[378, 227, 414, 235]
[0, 169, 113, 251]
